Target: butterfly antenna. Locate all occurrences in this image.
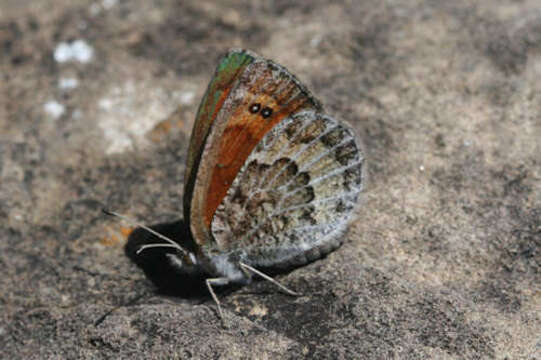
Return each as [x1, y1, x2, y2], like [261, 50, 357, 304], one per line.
[102, 208, 188, 256]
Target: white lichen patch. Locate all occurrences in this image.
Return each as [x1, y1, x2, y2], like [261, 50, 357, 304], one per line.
[54, 40, 94, 63]
[102, 0, 118, 9]
[97, 81, 178, 154]
[58, 77, 79, 90]
[43, 100, 65, 119]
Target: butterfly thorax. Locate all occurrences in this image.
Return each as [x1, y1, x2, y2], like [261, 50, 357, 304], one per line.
[196, 247, 250, 283]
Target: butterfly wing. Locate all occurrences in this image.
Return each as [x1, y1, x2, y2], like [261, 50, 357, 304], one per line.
[211, 110, 364, 269]
[187, 50, 322, 248]
[184, 50, 254, 223]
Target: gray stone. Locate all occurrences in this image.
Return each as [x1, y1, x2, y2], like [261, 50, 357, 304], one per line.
[1, 0, 539, 358]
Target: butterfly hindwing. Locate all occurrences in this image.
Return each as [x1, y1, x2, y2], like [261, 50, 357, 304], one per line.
[211, 110, 364, 268]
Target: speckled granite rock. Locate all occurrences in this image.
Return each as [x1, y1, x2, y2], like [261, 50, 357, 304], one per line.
[1, 1, 539, 359]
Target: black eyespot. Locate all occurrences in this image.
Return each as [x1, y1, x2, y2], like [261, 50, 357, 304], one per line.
[249, 103, 261, 114]
[261, 107, 273, 118]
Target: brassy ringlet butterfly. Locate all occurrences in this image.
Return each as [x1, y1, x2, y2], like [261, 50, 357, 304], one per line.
[106, 49, 365, 324]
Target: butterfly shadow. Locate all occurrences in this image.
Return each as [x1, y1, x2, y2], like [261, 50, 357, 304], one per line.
[124, 219, 240, 300]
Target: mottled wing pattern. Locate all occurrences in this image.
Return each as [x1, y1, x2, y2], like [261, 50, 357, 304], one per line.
[189, 52, 321, 247]
[211, 110, 364, 268]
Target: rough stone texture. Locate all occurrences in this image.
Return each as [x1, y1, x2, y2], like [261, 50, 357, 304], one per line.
[1, 0, 539, 359]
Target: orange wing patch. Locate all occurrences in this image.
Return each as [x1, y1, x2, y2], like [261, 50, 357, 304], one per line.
[203, 64, 320, 227]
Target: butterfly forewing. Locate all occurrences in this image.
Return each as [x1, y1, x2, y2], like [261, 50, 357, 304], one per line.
[189, 51, 321, 247]
[184, 50, 255, 222]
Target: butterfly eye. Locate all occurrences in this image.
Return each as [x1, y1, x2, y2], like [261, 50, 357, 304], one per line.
[261, 107, 273, 118]
[249, 103, 261, 114]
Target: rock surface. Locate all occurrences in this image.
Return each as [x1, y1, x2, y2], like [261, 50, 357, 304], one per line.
[1, 0, 539, 359]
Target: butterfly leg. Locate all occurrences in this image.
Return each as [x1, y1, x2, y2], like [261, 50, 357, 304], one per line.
[205, 277, 229, 326]
[239, 262, 301, 296]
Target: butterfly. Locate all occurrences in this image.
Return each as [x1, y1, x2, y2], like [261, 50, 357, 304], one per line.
[107, 49, 365, 324]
